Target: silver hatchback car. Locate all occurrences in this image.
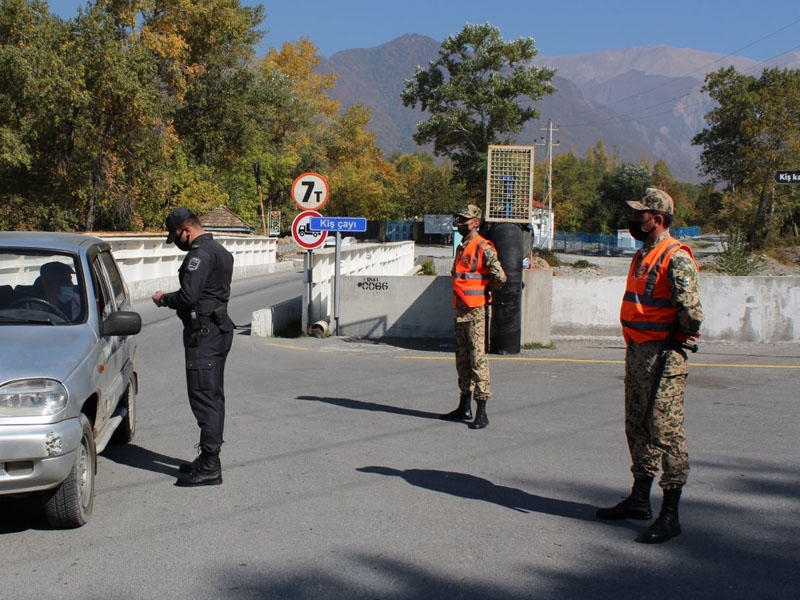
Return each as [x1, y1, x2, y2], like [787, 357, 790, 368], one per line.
[0, 232, 141, 528]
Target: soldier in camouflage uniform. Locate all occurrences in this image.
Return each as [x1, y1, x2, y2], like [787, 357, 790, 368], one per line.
[596, 188, 703, 544]
[440, 204, 506, 430]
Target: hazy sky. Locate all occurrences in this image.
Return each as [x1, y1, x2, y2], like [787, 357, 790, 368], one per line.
[47, 0, 800, 62]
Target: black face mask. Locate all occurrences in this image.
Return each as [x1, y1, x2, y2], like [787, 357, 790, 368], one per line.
[628, 217, 653, 242]
[174, 230, 192, 251]
[457, 224, 471, 236]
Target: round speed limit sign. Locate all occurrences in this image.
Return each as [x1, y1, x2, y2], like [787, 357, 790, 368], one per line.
[290, 172, 330, 211]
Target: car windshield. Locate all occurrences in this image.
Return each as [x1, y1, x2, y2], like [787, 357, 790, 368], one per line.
[0, 250, 85, 325]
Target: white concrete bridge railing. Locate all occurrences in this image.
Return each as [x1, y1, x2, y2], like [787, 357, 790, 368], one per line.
[102, 234, 281, 300]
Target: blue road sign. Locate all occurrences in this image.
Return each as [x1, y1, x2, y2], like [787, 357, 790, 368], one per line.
[309, 216, 368, 232]
[775, 170, 800, 184]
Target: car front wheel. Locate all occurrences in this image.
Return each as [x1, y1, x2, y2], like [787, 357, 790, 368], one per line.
[43, 414, 96, 528]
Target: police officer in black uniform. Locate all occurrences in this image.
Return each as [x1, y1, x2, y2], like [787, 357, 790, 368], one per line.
[152, 208, 234, 487]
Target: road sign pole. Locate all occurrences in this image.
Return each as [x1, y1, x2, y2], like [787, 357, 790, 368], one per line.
[334, 231, 341, 335]
[305, 249, 314, 333]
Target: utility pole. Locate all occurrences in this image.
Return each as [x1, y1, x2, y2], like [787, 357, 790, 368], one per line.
[253, 162, 267, 236]
[534, 120, 560, 250]
[537, 119, 559, 212]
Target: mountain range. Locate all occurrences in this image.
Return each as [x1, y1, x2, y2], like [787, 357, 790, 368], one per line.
[317, 35, 800, 183]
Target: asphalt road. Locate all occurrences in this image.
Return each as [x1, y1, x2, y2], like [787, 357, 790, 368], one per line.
[1, 270, 798, 600]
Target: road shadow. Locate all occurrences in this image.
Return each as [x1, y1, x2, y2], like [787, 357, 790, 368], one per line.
[357, 465, 609, 524]
[3, 446, 184, 533]
[0, 496, 48, 533]
[101, 443, 184, 476]
[296, 395, 441, 420]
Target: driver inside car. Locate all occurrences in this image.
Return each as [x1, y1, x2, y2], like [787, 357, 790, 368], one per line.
[36, 261, 82, 321]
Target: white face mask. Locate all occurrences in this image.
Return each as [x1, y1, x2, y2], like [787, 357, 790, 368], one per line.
[58, 286, 74, 303]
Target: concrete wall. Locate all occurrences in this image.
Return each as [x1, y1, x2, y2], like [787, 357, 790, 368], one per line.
[251, 296, 302, 337]
[551, 274, 800, 343]
[338, 275, 454, 339]
[333, 269, 799, 344]
[336, 269, 552, 345]
[303, 241, 415, 331]
[521, 269, 552, 346]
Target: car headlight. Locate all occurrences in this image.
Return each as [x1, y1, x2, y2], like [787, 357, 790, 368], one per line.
[0, 379, 68, 416]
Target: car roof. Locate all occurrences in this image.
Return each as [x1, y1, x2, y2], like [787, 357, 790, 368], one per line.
[0, 231, 105, 253]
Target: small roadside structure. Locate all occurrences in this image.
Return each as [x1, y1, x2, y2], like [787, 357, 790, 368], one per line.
[200, 206, 254, 236]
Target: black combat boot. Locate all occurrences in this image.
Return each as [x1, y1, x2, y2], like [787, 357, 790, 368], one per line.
[175, 452, 222, 487]
[468, 399, 489, 429]
[178, 443, 201, 473]
[640, 487, 682, 543]
[440, 394, 472, 421]
[596, 476, 653, 520]
[178, 457, 199, 474]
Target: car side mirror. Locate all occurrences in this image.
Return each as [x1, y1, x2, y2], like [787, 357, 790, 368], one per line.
[102, 311, 142, 336]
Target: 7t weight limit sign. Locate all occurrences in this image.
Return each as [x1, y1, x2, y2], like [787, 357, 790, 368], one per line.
[291, 172, 330, 211]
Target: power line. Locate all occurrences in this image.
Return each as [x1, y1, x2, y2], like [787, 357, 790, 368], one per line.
[554, 17, 800, 130]
[579, 16, 800, 106]
[560, 42, 800, 130]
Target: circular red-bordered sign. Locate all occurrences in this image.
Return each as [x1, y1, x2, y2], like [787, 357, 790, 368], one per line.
[291, 210, 328, 250]
[290, 172, 330, 211]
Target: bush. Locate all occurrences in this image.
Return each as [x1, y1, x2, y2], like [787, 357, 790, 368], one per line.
[715, 229, 764, 275]
[571, 259, 595, 269]
[420, 257, 437, 275]
[532, 248, 560, 266]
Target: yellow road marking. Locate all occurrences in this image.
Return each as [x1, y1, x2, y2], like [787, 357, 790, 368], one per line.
[260, 340, 799, 370]
[397, 355, 800, 369]
[264, 341, 307, 351]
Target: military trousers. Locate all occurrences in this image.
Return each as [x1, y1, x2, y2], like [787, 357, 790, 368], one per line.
[184, 323, 234, 455]
[624, 340, 690, 489]
[454, 306, 491, 400]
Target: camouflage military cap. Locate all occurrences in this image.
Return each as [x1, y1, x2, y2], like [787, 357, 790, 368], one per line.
[626, 188, 674, 215]
[455, 204, 482, 220]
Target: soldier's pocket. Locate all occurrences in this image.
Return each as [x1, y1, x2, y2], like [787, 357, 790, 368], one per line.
[186, 359, 216, 391]
[662, 348, 689, 377]
[185, 327, 210, 348]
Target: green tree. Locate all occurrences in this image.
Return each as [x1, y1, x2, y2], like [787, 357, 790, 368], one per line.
[401, 23, 555, 199]
[392, 153, 461, 218]
[693, 66, 800, 247]
[548, 151, 605, 232]
[595, 162, 653, 234]
[167, 0, 264, 172]
[0, 0, 84, 229]
[68, 3, 177, 230]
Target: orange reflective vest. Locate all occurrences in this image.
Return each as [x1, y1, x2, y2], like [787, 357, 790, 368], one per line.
[453, 235, 494, 308]
[620, 237, 696, 344]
